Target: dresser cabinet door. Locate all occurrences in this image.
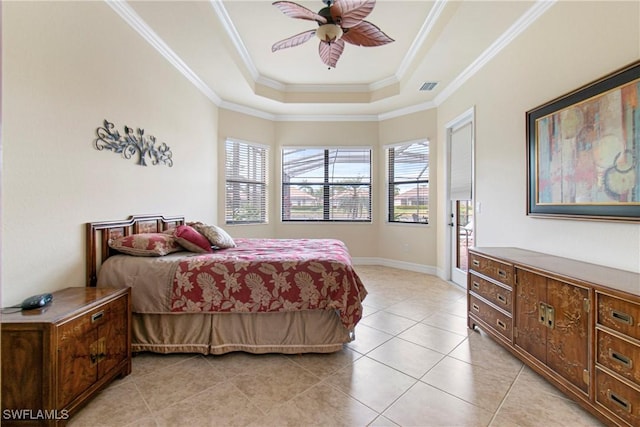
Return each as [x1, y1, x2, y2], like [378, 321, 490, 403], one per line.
[515, 269, 547, 363]
[97, 295, 128, 378]
[57, 317, 98, 408]
[515, 269, 589, 394]
[546, 278, 589, 393]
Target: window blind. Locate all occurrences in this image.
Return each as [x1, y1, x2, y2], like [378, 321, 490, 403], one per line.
[449, 122, 473, 201]
[386, 140, 429, 223]
[282, 147, 371, 222]
[225, 139, 267, 224]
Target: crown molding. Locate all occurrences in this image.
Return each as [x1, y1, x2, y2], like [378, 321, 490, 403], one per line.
[106, 0, 222, 106]
[107, 0, 555, 122]
[395, 0, 448, 80]
[434, 0, 556, 105]
[208, 0, 260, 82]
[218, 101, 379, 122]
[273, 113, 380, 122]
[378, 101, 437, 121]
[218, 100, 276, 121]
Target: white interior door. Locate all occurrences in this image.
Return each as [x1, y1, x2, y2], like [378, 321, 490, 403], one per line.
[447, 110, 474, 288]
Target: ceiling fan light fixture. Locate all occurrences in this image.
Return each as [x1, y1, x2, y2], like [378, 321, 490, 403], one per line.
[272, 0, 393, 68]
[316, 24, 343, 42]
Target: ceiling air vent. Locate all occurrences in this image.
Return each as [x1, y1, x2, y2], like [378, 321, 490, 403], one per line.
[419, 82, 438, 91]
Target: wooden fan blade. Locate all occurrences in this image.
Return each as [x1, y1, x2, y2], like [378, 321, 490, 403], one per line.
[273, 1, 327, 24]
[330, 0, 374, 28]
[342, 20, 394, 46]
[272, 29, 317, 52]
[318, 39, 345, 68]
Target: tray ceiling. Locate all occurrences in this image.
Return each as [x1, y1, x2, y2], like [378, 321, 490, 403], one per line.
[110, 0, 552, 120]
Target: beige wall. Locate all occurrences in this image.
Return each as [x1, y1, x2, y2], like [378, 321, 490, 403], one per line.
[218, 111, 436, 268]
[217, 112, 382, 258]
[1, 2, 219, 304]
[436, 1, 640, 273]
[379, 110, 438, 271]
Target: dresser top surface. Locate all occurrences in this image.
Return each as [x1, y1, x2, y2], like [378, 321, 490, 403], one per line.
[1, 287, 129, 324]
[470, 247, 640, 297]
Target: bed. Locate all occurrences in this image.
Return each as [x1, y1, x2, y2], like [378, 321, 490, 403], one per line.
[86, 214, 367, 355]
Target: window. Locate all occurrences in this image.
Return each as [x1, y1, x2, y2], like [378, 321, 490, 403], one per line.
[387, 140, 429, 224]
[225, 139, 267, 224]
[282, 148, 371, 222]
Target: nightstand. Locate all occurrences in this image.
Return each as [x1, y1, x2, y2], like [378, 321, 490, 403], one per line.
[1, 287, 131, 426]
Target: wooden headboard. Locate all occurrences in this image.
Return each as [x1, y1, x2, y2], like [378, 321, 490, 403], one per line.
[86, 214, 185, 287]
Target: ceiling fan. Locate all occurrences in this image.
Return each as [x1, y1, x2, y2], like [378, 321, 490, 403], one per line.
[272, 0, 394, 69]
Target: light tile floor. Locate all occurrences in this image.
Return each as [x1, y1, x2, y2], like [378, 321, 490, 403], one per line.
[69, 266, 604, 426]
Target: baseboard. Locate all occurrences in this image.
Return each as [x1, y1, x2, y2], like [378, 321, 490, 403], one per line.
[352, 257, 437, 276]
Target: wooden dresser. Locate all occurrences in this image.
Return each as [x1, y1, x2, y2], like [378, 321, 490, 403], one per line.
[1, 287, 131, 426]
[467, 247, 640, 427]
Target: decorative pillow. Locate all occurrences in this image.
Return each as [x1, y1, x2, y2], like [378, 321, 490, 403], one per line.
[108, 233, 181, 256]
[189, 222, 237, 249]
[173, 225, 213, 253]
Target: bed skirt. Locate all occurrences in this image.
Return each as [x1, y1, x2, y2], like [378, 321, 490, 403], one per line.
[131, 309, 352, 355]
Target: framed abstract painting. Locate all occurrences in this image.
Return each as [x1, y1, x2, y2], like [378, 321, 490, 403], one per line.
[526, 60, 640, 222]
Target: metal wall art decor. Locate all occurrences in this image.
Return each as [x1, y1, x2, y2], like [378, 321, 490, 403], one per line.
[526, 60, 640, 222]
[94, 119, 173, 167]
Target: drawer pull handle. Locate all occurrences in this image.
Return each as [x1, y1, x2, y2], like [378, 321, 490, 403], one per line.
[472, 303, 480, 312]
[608, 348, 633, 369]
[538, 302, 555, 328]
[611, 309, 633, 326]
[539, 302, 547, 324]
[89, 341, 98, 367]
[607, 390, 631, 413]
[91, 311, 104, 323]
[97, 337, 107, 362]
[472, 281, 480, 290]
[496, 319, 506, 330]
[546, 305, 555, 329]
[472, 260, 480, 267]
[497, 294, 506, 304]
[497, 269, 506, 279]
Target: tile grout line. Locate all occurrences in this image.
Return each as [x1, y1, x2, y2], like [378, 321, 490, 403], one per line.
[486, 363, 525, 426]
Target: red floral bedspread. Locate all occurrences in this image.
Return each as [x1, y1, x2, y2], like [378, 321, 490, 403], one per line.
[170, 238, 367, 331]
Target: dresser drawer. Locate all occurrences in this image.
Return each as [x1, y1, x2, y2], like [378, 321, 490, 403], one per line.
[469, 252, 514, 286]
[469, 272, 512, 314]
[597, 329, 640, 386]
[598, 293, 640, 341]
[596, 368, 640, 426]
[469, 294, 512, 341]
[58, 299, 117, 342]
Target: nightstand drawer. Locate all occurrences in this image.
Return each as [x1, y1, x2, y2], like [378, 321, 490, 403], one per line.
[596, 368, 640, 426]
[469, 272, 512, 314]
[598, 293, 640, 341]
[469, 253, 514, 286]
[469, 294, 512, 341]
[597, 329, 640, 386]
[58, 298, 119, 342]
